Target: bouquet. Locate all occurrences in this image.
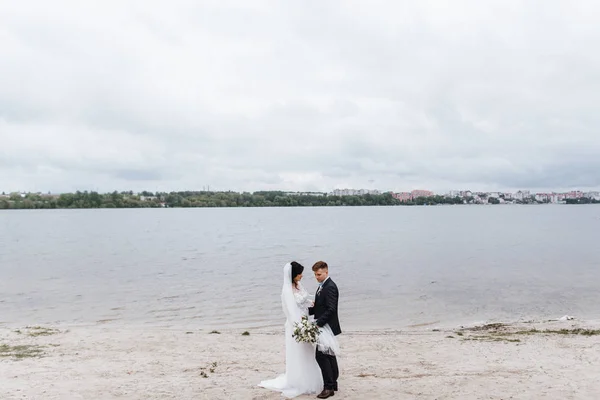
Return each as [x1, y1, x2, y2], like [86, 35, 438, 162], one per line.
[292, 316, 320, 344]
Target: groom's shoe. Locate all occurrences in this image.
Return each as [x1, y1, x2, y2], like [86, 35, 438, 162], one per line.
[317, 389, 335, 398]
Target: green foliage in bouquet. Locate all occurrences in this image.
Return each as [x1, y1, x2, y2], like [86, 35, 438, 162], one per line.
[292, 316, 320, 344]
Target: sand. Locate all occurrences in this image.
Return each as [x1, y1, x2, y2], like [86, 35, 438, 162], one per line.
[1, 319, 600, 399]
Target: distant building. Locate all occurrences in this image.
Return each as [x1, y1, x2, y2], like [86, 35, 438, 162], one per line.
[549, 193, 565, 203]
[392, 192, 412, 202]
[284, 191, 326, 196]
[472, 195, 484, 204]
[584, 191, 600, 201]
[331, 189, 380, 196]
[535, 193, 550, 202]
[514, 190, 530, 201]
[565, 191, 584, 199]
[357, 189, 380, 195]
[410, 189, 434, 198]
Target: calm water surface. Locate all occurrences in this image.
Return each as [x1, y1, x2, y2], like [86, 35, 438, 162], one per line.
[1, 206, 599, 331]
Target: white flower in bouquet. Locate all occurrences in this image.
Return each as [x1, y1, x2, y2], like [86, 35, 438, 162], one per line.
[292, 316, 320, 344]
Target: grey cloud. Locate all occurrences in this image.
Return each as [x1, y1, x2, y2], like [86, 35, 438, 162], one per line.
[1, 1, 600, 193]
[112, 169, 165, 182]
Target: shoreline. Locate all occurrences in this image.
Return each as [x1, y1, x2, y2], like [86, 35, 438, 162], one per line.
[2, 202, 599, 211]
[2, 312, 594, 333]
[2, 319, 600, 399]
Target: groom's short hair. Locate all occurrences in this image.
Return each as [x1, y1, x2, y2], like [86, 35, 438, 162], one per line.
[312, 261, 328, 271]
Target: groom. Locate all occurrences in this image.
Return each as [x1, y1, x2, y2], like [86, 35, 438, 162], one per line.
[308, 261, 341, 399]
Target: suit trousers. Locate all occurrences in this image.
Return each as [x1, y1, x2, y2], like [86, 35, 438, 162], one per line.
[316, 349, 339, 390]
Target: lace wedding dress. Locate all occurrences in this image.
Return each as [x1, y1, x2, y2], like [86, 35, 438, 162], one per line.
[258, 263, 324, 398]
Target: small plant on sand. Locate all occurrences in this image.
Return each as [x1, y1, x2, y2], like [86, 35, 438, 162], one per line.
[25, 326, 59, 337]
[0, 343, 44, 360]
[209, 330, 220, 334]
[464, 323, 506, 332]
[357, 373, 375, 378]
[199, 361, 218, 376]
[513, 328, 600, 336]
[242, 331, 250, 336]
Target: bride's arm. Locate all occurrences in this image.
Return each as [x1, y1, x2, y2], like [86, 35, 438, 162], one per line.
[293, 286, 312, 310]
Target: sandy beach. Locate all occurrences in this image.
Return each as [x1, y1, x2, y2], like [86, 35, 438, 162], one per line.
[1, 319, 600, 399]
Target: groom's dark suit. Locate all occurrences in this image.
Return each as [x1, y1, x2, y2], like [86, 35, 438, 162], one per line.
[308, 277, 341, 392]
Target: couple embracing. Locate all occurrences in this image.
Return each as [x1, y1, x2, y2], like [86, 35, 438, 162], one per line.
[259, 261, 341, 399]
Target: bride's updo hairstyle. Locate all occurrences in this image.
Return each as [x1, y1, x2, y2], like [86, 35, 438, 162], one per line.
[291, 261, 304, 288]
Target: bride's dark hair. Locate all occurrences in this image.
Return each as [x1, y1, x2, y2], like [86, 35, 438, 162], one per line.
[290, 261, 304, 289]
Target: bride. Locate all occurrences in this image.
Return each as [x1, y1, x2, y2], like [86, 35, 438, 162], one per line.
[258, 262, 325, 398]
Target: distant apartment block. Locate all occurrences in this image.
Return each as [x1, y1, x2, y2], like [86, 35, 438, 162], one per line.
[513, 190, 531, 201]
[565, 191, 584, 199]
[392, 189, 434, 202]
[331, 189, 381, 196]
[448, 190, 473, 198]
[389, 188, 600, 204]
[410, 189, 434, 198]
[585, 191, 600, 200]
[392, 192, 412, 202]
[535, 193, 550, 202]
[284, 191, 326, 196]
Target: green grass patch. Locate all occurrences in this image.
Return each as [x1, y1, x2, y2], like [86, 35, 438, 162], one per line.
[513, 328, 600, 336]
[0, 343, 44, 360]
[464, 323, 507, 332]
[24, 326, 59, 337]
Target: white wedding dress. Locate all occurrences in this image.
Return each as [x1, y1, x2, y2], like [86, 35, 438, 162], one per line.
[258, 263, 324, 398]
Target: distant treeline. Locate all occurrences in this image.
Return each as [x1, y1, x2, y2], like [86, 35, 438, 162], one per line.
[1, 191, 464, 209]
[1, 191, 597, 210]
[565, 197, 600, 205]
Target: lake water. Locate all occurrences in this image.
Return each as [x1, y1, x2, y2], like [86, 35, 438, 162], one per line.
[1, 206, 599, 331]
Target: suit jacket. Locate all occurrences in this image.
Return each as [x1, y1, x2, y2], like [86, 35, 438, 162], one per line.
[308, 278, 341, 336]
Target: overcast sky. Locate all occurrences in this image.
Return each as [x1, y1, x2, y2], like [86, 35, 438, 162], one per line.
[1, 1, 599, 194]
